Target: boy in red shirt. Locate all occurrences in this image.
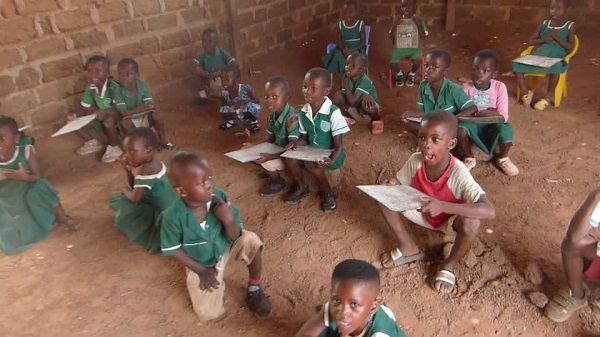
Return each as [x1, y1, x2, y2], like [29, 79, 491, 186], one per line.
[378, 111, 495, 294]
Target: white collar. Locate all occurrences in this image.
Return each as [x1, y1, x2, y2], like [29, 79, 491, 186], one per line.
[135, 162, 167, 180]
[301, 97, 333, 120]
[91, 79, 109, 98]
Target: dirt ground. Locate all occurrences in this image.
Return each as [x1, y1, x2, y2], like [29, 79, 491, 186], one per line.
[2, 20, 600, 337]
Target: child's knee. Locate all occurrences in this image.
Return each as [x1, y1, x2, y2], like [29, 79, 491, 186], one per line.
[121, 119, 134, 131]
[457, 127, 469, 139]
[455, 217, 480, 237]
[103, 114, 118, 128]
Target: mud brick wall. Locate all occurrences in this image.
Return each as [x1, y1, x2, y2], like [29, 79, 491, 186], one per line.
[0, 0, 231, 136]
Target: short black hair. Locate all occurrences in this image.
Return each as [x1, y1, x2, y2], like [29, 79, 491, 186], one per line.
[474, 49, 499, 69]
[306, 67, 332, 88]
[421, 111, 458, 138]
[86, 55, 109, 70]
[344, 0, 358, 8]
[428, 49, 452, 68]
[202, 28, 218, 38]
[332, 259, 380, 286]
[222, 63, 241, 79]
[118, 58, 139, 73]
[349, 52, 367, 67]
[126, 127, 157, 149]
[266, 76, 291, 95]
[0, 116, 19, 134]
[170, 151, 210, 171]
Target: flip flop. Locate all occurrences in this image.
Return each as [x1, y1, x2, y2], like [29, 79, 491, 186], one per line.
[522, 90, 534, 106]
[545, 288, 588, 323]
[534, 98, 552, 111]
[433, 269, 456, 294]
[381, 248, 424, 268]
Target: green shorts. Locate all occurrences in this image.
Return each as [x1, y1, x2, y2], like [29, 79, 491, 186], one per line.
[390, 48, 423, 64]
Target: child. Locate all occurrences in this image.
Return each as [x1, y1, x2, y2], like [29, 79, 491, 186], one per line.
[296, 259, 407, 337]
[160, 152, 271, 321]
[322, 0, 366, 75]
[0, 116, 78, 255]
[286, 68, 350, 213]
[219, 64, 261, 133]
[109, 127, 176, 254]
[389, 0, 428, 87]
[460, 50, 519, 176]
[332, 53, 383, 135]
[116, 58, 174, 151]
[245, 76, 304, 197]
[513, 0, 575, 110]
[65, 55, 124, 163]
[192, 28, 237, 101]
[377, 112, 495, 295]
[545, 188, 600, 322]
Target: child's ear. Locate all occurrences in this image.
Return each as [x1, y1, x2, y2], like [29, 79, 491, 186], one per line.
[174, 186, 186, 197]
[15, 132, 22, 144]
[324, 86, 331, 96]
[370, 296, 380, 315]
[492, 70, 499, 79]
[449, 137, 457, 150]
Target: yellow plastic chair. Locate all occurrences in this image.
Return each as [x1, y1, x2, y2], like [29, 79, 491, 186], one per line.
[516, 35, 579, 107]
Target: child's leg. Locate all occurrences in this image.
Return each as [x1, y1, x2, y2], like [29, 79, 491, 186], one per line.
[259, 160, 286, 196]
[148, 111, 168, 146]
[360, 98, 381, 121]
[103, 112, 120, 147]
[456, 127, 474, 159]
[410, 57, 421, 74]
[219, 106, 238, 130]
[242, 103, 261, 133]
[284, 159, 309, 204]
[561, 236, 597, 299]
[75, 127, 94, 142]
[120, 119, 135, 136]
[55, 204, 79, 230]
[305, 162, 337, 212]
[544, 74, 560, 103]
[379, 205, 421, 257]
[332, 91, 349, 115]
[515, 73, 529, 93]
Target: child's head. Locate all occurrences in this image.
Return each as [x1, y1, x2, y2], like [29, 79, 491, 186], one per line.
[344, 52, 368, 79]
[123, 127, 157, 168]
[471, 50, 499, 89]
[424, 49, 451, 83]
[202, 28, 218, 53]
[302, 67, 331, 106]
[329, 259, 380, 336]
[400, 0, 417, 17]
[220, 64, 241, 91]
[550, 0, 570, 19]
[264, 76, 291, 114]
[85, 55, 110, 88]
[0, 116, 21, 162]
[418, 111, 457, 166]
[117, 58, 140, 88]
[342, 0, 358, 23]
[169, 151, 214, 204]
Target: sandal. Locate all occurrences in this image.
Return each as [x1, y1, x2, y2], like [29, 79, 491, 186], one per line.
[321, 192, 337, 213]
[544, 288, 588, 323]
[219, 120, 237, 131]
[285, 185, 309, 205]
[380, 247, 424, 268]
[433, 269, 456, 294]
[248, 121, 261, 134]
[160, 142, 175, 151]
[371, 120, 384, 135]
[534, 98, 552, 111]
[463, 157, 476, 170]
[496, 157, 519, 177]
[522, 90, 534, 106]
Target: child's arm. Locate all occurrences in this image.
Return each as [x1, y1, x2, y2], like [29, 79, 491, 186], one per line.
[245, 86, 260, 104]
[337, 22, 345, 51]
[341, 77, 362, 106]
[389, 16, 399, 42]
[351, 23, 367, 54]
[212, 197, 242, 241]
[172, 250, 220, 291]
[4, 146, 40, 183]
[421, 194, 495, 220]
[414, 17, 428, 40]
[191, 60, 218, 81]
[295, 309, 327, 337]
[565, 188, 600, 243]
[527, 22, 552, 47]
[319, 134, 344, 169]
[550, 23, 575, 52]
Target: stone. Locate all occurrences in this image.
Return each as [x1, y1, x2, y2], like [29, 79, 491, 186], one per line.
[31, 102, 68, 126]
[0, 48, 24, 71]
[0, 90, 38, 114]
[1, 0, 18, 18]
[24, 37, 67, 61]
[54, 7, 94, 32]
[15, 0, 60, 14]
[107, 42, 142, 63]
[0, 17, 37, 44]
[139, 37, 160, 55]
[71, 29, 108, 49]
[147, 13, 177, 31]
[40, 55, 82, 83]
[16, 67, 41, 90]
[472, 238, 486, 256]
[0, 76, 16, 98]
[36, 77, 78, 104]
[464, 250, 478, 269]
[132, 0, 161, 16]
[160, 30, 191, 50]
[528, 291, 549, 308]
[525, 261, 544, 285]
[112, 20, 145, 39]
[97, 0, 130, 23]
[180, 7, 206, 23]
[489, 246, 507, 266]
[165, 0, 190, 11]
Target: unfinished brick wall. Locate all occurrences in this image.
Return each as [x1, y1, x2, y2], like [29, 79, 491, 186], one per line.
[0, 0, 231, 136]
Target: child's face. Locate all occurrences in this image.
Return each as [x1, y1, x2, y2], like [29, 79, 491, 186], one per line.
[329, 280, 378, 336]
[342, 4, 357, 23]
[550, 0, 568, 19]
[220, 70, 239, 91]
[400, 0, 416, 16]
[418, 120, 456, 166]
[0, 126, 19, 162]
[170, 162, 214, 204]
[202, 33, 218, 52]
[117, 64, 138, 89]
[470, 57, 497, 90]
[424, 55, 448, 83]
[302, 74, 330, 107]
[86, 61, 109, 88]
[264, 82, 290, 114]
[344, 55, 365, 79]
[123, 136, 152, 168]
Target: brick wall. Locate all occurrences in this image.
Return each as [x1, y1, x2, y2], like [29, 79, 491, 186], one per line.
[0, 0, 231, 136]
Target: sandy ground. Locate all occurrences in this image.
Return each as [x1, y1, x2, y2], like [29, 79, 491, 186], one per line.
[1, 20, 600, 337]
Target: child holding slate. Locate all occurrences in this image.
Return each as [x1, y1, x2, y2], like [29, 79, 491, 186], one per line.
[377, 111, 495, 295]
[285, 68, 350, 213]
[219, 65, 262, 133]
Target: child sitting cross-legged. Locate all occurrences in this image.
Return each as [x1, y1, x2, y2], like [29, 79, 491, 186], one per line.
[109, 127, 176, 254]
[377, 112, 495, 295]
[219, 64, 262, 133]
[296, 259, 407, 337]
[285, 68, 350, 213]
[332, 53, 383, 135]
[160, 152, 272, 321]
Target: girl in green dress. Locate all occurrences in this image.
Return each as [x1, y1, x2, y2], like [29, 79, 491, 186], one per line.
[322, 0, 366, 75]
[0, 117, 78, 256]
[513, 0, 575, 110]
[109, 127, 176, 254]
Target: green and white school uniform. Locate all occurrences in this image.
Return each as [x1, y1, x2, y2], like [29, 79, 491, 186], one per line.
[109, 163, 176, 254]
[80, 79, 124, 133]
[319, 302, 407, 337]
[417, 78, 475, 114]
[298, 97, 350, 170]
[323, 20, 365, 75]
[265, 104, 300, 147]
[0, 145, 60, 255]
[118, 79, 154, 128]
[342, 74, 381, 108]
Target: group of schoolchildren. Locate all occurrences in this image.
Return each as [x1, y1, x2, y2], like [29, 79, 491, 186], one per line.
[0, 0, 593, 334]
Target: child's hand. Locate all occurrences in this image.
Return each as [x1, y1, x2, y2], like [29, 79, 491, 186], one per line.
[95, 109, 106, 121]
[382, 178, 399, 186]
[343, 48, 351, 57]
[241, 142, 254, 149]
[318, 157, 334, 168]
[420, 196, 446, 217]
[141, 103, 154, 112]
[213, 198, 235, 225]
[256, 153, 277, 164]
[65, 113, 77, 123]
[544, 33, 554, 44]
[117, 156, 131, 171]
[4, 163, 29, 182]
[197, 267, 220, 291]
[342, 76, 351, 88]
[286, 141, 299, 151]
[363, 96, 377, 110]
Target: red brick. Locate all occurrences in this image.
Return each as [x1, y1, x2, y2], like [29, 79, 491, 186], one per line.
[293, 23, 308, 37]
[241, 40, 258, 55]
[97, 0, 130, 23]
[471, 6, 508, 21]
[490, 0, 519, 5]
[255, 8, 268, 22]
[36, 77, 78, 104]
[509, 6, 546, 23]
[237, 11, 255, 28]
[235, 0, 258, 10]
[246, 24, 265, 40]
[0, 48, 25, 70]
[332, 0, 344, 8]
[16, 67, 41, 90]
[463, 0, 491, 4]
[315, 1, 330, 14]
[132, 0, 161, 16]
[170, 60, 189, 80]
[36, 15, 54, 36]
[257, 35, 274, 49]
[288, 0, 307, 11]
[147, 13, 177, 31]
[267, 2, 287, 19]
[300, 7, 314, 21]
[41, 55, 82, 82]
[455, 5, 473, 19]
[55, 7, 94, 32]
[367, 4, 392, 17]
[112, 20, 145, 39]
[140, 37, 160, 54]
[71, 29, 108, 49]
[0, 91, 38, 114]
[276, 28, 292, 42]
[188, 27, 204, 42]
[419, 4, 445, 18]
[596, 0, 600, 8]
[108, 42, 144, 63]
[1, 0, 18, 18]
[165, 0, 190, 11]
[16, 0, 61, 14]
[0, 77, 16, 98]
[265, 18, 282, 32]
[0, 17, 37, 44]
[181, 7, 206, 23]
[160, 30, 191, 50]
[24, 37, 67, 62]
[31, 102, 68, 127]
[159, 49, 182, 66]
[308, 17, 324, 32]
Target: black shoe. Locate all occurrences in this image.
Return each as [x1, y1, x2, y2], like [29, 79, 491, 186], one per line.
[395, 73, 405, 87]
[260, 177, 286, 197]
[246, 288, 272, 317]
[249, 121, 261, 133]
[196, 97, 209, 106]
[285, 185, 309, 205]
[322, 192, 337, 213]
[406, 73, 416, 86]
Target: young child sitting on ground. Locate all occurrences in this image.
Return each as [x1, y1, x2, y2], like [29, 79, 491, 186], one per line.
[0, 116, 78, 255]
[109, 127, 176, 254]
[323, 0, 366, 76]
[296, 259, 407, 337]
[332, 53, 383, 135]
[191, 28, 237, 102]
[544, 188, 600, 323]
[160, 152, 271, 321]
[286, 68, 350, 213]
[377, 112, 495, 295]
[460, 50, 518, 176]
[116, 58, 174, 151]
[66, 55, 124, 163]
[389, 0, 428, 87]
[244, 76, 304, 197]
[513, 0, 575, 110]
[219, 65, 261, 133]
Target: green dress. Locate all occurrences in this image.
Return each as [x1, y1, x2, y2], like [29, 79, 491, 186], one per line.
[0, 145, 60, 256]
[109, 163, 176, 254]
[323, 20, 365, 74]
[512, 20, 573, 75]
